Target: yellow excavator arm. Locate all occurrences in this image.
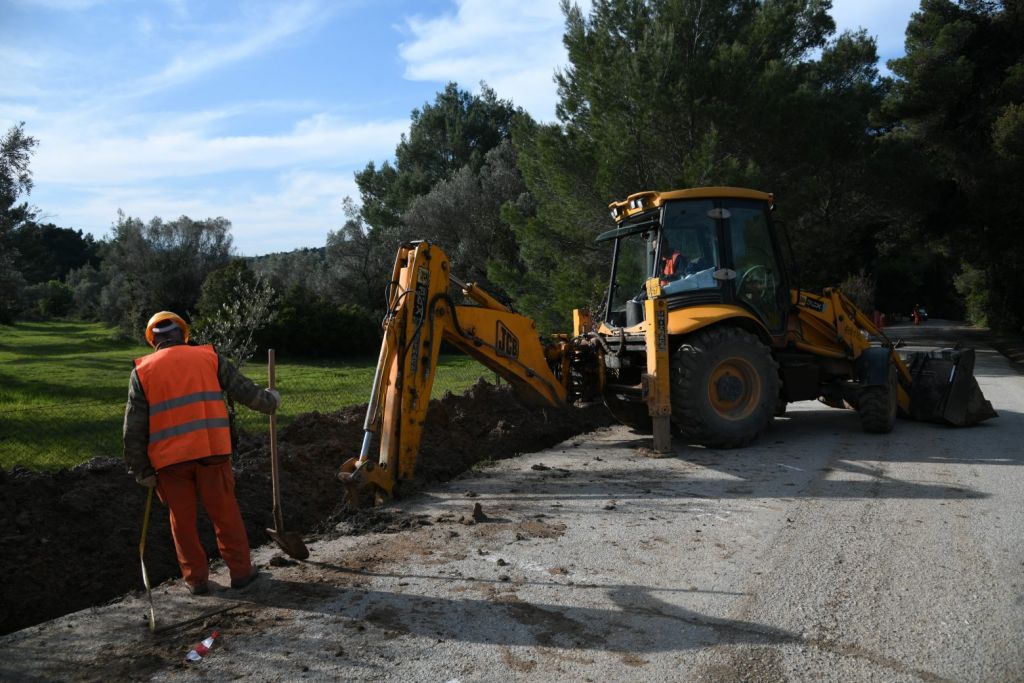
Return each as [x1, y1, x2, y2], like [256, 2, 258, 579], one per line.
[338, 242, 571, 504]
[789, 287, 914, 413]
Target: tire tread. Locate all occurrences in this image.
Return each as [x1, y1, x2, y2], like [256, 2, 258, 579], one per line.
[670, 326, 779, 449]
[858, 365, 897, 434]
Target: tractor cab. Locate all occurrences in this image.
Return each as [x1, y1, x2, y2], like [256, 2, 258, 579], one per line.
[600, 187, 788, 334]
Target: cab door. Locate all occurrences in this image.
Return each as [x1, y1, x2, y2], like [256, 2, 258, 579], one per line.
[720, 199, 788, 333]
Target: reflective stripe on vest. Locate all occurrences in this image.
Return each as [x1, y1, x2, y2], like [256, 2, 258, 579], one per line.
[134, 344, 232, 469]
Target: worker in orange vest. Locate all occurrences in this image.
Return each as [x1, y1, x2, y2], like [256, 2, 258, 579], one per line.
[123, 311, 280, 595]
[660, 239, 685, 286]
[663, 249, 684, 279]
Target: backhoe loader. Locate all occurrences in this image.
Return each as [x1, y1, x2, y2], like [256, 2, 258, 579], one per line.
[339, 187, 995, 505]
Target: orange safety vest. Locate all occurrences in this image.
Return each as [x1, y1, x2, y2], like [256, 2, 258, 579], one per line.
[134, 345, 232, 470]
[663, 251, 683, 277]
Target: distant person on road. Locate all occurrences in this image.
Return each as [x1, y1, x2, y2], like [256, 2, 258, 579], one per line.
[123, 311, 280, 595]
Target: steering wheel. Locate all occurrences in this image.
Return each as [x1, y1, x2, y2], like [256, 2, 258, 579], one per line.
[735, 264, 774, 300]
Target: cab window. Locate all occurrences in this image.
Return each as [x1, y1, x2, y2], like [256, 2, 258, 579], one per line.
[658, 199, 720, 295]
[607, 229, 656, 323]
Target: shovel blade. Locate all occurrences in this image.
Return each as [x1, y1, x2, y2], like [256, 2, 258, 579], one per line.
[266, 528, 309, 560]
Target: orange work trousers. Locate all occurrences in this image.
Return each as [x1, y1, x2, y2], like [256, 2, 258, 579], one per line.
[155, 457, 251, 588]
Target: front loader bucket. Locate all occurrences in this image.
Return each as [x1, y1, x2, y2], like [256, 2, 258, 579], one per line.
[905, 348, 997, 426]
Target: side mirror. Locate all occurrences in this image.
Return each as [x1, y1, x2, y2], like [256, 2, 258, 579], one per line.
[713, 268, 737, 281]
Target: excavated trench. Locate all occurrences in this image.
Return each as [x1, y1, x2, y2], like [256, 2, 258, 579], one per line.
[0, 381, 613, 635]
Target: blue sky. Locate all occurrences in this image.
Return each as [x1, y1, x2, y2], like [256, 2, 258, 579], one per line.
[0, 0, 919, 256]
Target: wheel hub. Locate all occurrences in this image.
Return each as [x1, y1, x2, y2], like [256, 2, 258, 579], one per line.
[715, 374, 744, 402]
[708, 357, 762, 420]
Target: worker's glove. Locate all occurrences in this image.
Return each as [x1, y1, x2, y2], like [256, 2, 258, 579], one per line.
[138, 474, 157, 489]
[268, 389, 281, 412]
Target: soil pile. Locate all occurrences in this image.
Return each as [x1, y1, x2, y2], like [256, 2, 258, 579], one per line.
[0, 381, 612, 634]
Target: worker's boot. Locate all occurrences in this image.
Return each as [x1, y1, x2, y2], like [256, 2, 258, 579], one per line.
[187, 581, 209, 596]
[230, 567, 260, 589]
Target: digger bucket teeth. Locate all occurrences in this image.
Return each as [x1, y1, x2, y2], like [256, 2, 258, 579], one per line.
[337, 457, 393, 509]
[906, 348, 997, 426]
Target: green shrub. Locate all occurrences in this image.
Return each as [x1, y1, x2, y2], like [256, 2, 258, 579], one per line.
[36, 280, 74, 317]
[954, 263, 989, 328]
[257, 285, 380, 357]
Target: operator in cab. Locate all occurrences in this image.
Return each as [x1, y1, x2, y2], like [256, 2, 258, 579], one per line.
[658, 229, 716, 294]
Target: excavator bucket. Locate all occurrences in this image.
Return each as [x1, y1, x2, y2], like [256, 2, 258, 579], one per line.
[338, 455, 391, 509]
[904, 348, 997, 426]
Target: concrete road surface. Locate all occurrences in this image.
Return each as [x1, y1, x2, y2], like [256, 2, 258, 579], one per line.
[2, 320, 1022, 682]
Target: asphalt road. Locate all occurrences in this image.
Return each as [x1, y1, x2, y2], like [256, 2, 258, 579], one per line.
[2, 320, 1022, 682]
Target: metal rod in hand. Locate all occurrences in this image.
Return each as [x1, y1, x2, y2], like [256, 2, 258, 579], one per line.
[139, 487, 156, 632]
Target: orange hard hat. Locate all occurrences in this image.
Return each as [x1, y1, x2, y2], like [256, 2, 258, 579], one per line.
[144, 311, 190, 347]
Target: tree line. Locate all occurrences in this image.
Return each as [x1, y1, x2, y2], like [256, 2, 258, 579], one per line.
[1, 0, 1022, 352]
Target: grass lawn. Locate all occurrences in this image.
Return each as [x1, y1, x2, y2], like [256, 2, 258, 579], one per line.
[0, 320, 490, 470]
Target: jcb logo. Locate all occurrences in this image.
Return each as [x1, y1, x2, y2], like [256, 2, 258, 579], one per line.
[800, 295, 825, 313]
[496, 321, 520, 359]
[410, 267, 429, 374]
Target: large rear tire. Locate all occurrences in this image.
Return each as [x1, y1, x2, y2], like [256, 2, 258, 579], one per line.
[670, 327, 779, 448]
[858, 363, 897, 433]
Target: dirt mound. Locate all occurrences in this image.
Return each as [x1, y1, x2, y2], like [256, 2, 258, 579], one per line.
[0, 381, 612, 634]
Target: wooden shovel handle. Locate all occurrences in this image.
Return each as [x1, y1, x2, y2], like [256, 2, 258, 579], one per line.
[268, 348, 276, 391]
[268, 350, 284, 529]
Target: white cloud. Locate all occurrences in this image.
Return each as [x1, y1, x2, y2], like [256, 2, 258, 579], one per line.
[2, 3, 330, 108]
[0, 104, 40, 122]
[399, 0, 591, 121]
[0, 46, 72, 99]
[22, 101, 399, 254]
[130, 1, 326, 97]
[0, 46, 52, 73]
[41, 169, 362, 255]
[399, 1, 914, 117]
[30, 113, 407, 185]
[277, 169, 359, 206]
